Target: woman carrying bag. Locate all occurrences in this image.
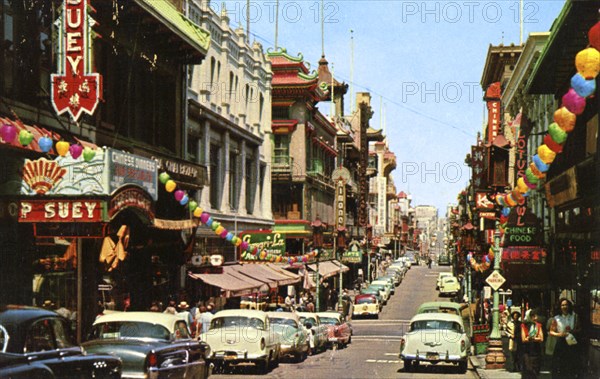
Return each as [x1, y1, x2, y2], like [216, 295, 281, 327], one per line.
[549, 298, 581, 379]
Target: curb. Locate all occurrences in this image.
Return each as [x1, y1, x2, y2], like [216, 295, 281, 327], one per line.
[469, 355, 488, 379]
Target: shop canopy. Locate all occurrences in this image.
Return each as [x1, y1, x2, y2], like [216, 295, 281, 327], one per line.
[188, 263, 301, 297]
[306, 260, 350, 280]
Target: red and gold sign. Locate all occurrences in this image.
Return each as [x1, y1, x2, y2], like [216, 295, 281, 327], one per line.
[484, 82, 501, 144]
[51, 0, 102, 121]
[19, 200, 104, 222]
[502, 246, 547, 264]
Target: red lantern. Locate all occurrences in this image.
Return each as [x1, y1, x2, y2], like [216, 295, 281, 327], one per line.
[589, 21, 600, 51]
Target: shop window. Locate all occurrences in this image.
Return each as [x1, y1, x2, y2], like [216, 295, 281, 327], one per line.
[210, 144, 221, 209]
[245, 158, 254, 214]
[229, 152, 239, 210]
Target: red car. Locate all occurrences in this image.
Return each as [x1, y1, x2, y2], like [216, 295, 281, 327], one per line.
[316, 311, 352, 348]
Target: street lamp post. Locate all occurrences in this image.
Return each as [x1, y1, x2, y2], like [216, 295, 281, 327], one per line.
[485, 220, 506, 368]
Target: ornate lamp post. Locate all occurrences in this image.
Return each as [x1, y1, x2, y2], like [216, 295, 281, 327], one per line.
[336, 227, 346, 308]
[311, 217, 324, 312]
[485, 219, 506, 368]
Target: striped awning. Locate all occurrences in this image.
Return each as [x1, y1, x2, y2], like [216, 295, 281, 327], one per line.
[306, 260, 349, 279]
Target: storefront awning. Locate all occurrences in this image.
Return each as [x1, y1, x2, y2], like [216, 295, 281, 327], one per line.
[188, 266, 268, 297]
[307, 260, 349, 279]
[231, 263, 301, 287]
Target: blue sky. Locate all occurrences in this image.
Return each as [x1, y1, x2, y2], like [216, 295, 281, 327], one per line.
[219, 0, 566, 213]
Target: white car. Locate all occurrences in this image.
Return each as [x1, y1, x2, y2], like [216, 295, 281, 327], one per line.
[399, 313, 470, 373]
[436, 272, 453, 289]
[266, 312, 310, 362]
[439, 276, 460, 296]
[199, 309, 281, 373]
[296, 312, 329, 354]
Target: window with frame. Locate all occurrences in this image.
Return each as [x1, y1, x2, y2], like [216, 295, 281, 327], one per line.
[245, 157, 254, 214]
[229, 151, 239, 210]
[273, 134, 290, 166]
[210, 144, 221, 209]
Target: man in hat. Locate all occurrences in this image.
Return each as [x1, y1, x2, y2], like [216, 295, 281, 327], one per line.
[42, 300, 55, 310]
[177, 301, 193, 326]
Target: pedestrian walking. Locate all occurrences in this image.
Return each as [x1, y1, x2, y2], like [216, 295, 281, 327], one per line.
[520, 308, 544, 379]
[506, 310, 522, 372]
[549, 298, 581, 379]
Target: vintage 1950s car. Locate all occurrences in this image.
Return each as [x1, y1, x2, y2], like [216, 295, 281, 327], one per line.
[353, 294, 380, 319]
[439, 276, 461, 297]
[266, 312, 309, 362]
[416, 301, 467, 317]
[399, 313, 470, 373]
[296, 312, 328, 354]
[83, 311, 210, 379]
[200, 309, 281, 373]
[0, 306, 122, 379]
[316, 312, 352, 348]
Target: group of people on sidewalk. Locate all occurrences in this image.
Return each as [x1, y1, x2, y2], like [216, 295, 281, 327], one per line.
[505, 298, 581, 379]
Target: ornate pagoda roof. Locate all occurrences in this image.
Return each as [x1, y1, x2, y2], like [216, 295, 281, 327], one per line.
[317, 55, 348, 100]
[267, 48, 325, 105]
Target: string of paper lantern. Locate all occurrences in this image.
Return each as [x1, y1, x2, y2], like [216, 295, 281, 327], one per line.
[468, 247, 495, 273]
[0, 125, 97, 161]
[158, 171, 318, 264]
[496, 21, 600, 208]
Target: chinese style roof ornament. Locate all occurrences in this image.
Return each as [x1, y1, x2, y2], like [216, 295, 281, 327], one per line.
[51, 0, 102, 122]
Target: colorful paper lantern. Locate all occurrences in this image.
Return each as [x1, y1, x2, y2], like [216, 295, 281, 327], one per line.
[18, 130, 33, 146]
[0, 124, 17, 143]
[259, 251, 267, 259]
[575, 47, 600, 80]
[571, 73, 596, 98]
[69, 144, 83, 159]
[219, 229, 228, 238]
[511, 190, 525, 205]
[562, 88, 586, 115]
[188, 200, 198, 212]
[205, 217, 214, 227]
[532, 155, 549, 173]
[235, 238, 243, 247]
[225, 232, 234, 241]
[553, 107, 576, 133]
[240, 241, 249, 251]
[543, 134, 563, 154]
[529, 162, 545, 179]
[174, 190, 185, 202]
[200, 212, 210, 224]
[548, 122, 567, 144]
[505, 194, 517, 207]
[193, 207, 202, 218]
[523, 175, 537, 190]
[179, 195, 189, 206]
[159, 172, 170, 184]
[56, 140, 70, 156]
[589, 21, 600, 51]
[211, 221, 220, 231]
[538, 144, 556, 164]
[165, 180, 176, 192]
[83, 147, 96, 162]
[39, 136, 53, 152]
[496, 195, 506, 207]
[276, 256, 282, 263]
[516, 177, 529, 194]
[525, 168, 539, 184]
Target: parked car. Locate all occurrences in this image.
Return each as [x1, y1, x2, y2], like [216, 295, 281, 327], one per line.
[416, 301, 467, 318]
[399, 313, 470, 373]
[353, 294, 380, 319]
[436, 272, 454, 289]
[439, 276, 461, 297]
[266, 312, 309, 362]
[0, 305, 121, 379]
[359, 287, 383, 305]
[438, 254, 451, 266]
[372, 279, 394, 296]
[316, 312, 352, 348]
[83, 311, 210, 379]
[199, 309, 280, 373]
[384, 269, 403, 286]
[296, 312, 328, 354]
[366, 283, 390, 304]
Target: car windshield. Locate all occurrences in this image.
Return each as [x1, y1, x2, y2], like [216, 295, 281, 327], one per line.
[270, 318, 298, 328]
[299, 317, 317, 326]
[421, 307, 460, 315]
[355, 297, 376, 304]
[410, 320, 462, 333]
[90, 321, 174, 340]
[211, 316, 265, 330]
[319, 317, 341, 326]
[23, 318, 74, 352]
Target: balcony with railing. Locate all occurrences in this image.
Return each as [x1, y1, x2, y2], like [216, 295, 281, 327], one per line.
[272, 155, 294, 179]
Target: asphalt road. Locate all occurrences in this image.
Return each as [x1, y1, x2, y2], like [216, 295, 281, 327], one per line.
[212, 263, 477, 378]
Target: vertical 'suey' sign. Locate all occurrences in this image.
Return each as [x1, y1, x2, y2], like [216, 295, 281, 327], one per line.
[51, 0, 102, 122]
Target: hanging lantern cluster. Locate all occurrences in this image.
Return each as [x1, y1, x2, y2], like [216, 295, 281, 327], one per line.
[159, 171, 317, 263]
[496, 21, 600, 208]
[0, 123, 97, 162]
[468, 247, 495, 272]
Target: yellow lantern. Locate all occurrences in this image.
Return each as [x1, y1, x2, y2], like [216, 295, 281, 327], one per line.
[553, 107, 576, 133]
[575, 47, 600, 79]
[193, 207, 203, 218]
[165, 180, 176, 192]
[215, 225, 225, 235]
[538, 144, 557, 164]
[56, 141, 70, 157]
[517, 177, 529, 194]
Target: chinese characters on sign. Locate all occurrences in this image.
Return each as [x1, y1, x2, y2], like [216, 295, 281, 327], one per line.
[471, 145, 486, 190]
[51, 0, 102, 121]
[484, 82, 501, 144]
[107, 148, 158, 200]
[502, 246, 547, 264]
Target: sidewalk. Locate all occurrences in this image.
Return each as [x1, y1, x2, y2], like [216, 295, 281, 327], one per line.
[470, 354, 552, 379]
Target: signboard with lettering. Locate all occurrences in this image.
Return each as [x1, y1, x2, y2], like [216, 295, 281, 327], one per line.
[19, 200, 105, 222]
[51, 0, 102, 121]
[376, 176, 387, 234]
[108, 186, 154, 221]
[156, 156, 208, 189]
[240, 231, 286, 257]
[107, 148, 158, 200]
[476, 192, 494, 210]
[502, 246, 547, 264]
[342, 241, 363, 264]
[484, 82, 501, 144]
[335, 179, 346, 230]
[503, 206, 542, 246]
[485, 271, 506, 291]
[471, 145, 486, 190]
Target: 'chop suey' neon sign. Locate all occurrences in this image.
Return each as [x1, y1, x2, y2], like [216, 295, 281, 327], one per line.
[51, 0, 102, 122]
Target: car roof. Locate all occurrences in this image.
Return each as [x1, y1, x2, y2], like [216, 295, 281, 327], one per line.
[355, 294, 377, 300]
[316, 312, 342, 318]
[438, 272, 453, 276]
[93, 311, 186, 332]
[266, 312, 300, 320]
[0, 306, 58, 324]
[213, 309, 268, 319]
[410, 313, 464, 323]
[417, 301, 464, 311]
[296, 312, 318, 318]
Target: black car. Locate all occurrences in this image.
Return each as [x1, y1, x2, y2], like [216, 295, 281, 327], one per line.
[0, 305, 122, 378]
